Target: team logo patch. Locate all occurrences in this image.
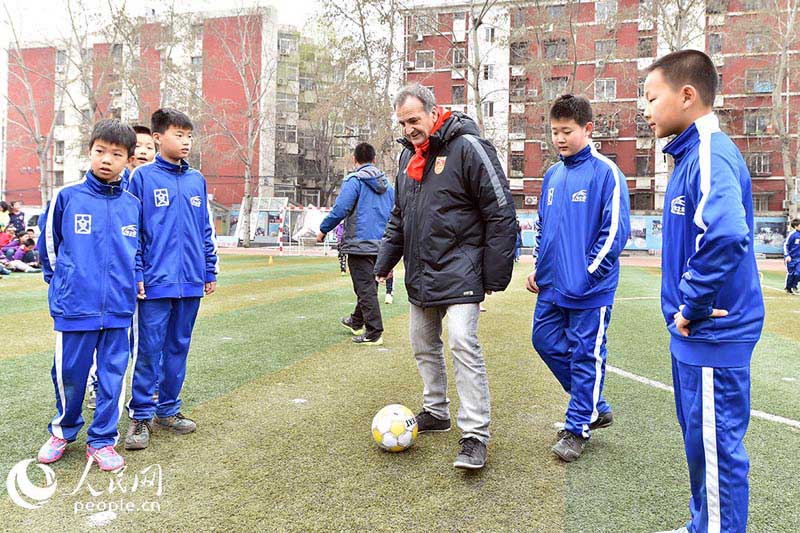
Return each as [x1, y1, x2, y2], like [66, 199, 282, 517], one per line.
[547, 188, 554, 206]
[154, 188, 170, 207]
[571, 189, 587, 203]
[190, 196, 202, 208]
[434, 156, 447, 175]
[121, 224, 137, 238]
[74, 214, 92, 235]
[671, 195, 686, 216]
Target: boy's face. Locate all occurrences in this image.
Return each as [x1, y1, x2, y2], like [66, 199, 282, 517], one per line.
[11, 202, 20, 212]
[643, 68, 692, 139]
[550, 117, 592, 157]
[89, 139, 133, 182]
[154, 125, 192, 162]
[131, 133, 156, 168]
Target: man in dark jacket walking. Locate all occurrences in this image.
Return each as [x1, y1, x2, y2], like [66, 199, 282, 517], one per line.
[375, 84, 517, 469]
[318, 143, 394, 345]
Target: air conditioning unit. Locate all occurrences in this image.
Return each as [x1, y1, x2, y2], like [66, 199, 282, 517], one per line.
[593, 141, 602, 150]
[56, 65, 65, 74]
[55, 156, 64, 164]
[110, 89, 122, 96]
[524, 195, 538, 206]
[416, 33, 423, 42]
[527, 88, 538, 98]
[405, 61, 415, 69]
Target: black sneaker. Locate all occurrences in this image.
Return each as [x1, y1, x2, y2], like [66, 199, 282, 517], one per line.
[453, 437, 487, 469]
[415, 410, 451, 433]
[589, 411, 613, 431]
[352, 334, 383, 345]
[552, 430, 588, 462]
[341, 316, 365, 335]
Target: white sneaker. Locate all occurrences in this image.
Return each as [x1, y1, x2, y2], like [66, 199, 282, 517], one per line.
[384, 293, 393, 304]
[654, 527, 688, 533]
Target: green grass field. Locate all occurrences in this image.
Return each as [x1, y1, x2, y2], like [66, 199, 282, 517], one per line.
[1, 256, 798, 532]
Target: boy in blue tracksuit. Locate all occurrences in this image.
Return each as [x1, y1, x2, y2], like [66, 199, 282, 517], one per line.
[644, 50, 764, 533]
[783, 218, 800, 294]
[527, 95, 630, 462]
[36, 120, 141, 472]
[125, 108, 218, 450]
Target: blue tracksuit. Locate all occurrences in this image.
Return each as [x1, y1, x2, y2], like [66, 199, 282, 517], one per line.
[531, 144, 630, 438]
[126, 154, 218, 420]
[661, 113, 764, 533]
[784, 229, 800, 290]
[37, 171, 141, 448]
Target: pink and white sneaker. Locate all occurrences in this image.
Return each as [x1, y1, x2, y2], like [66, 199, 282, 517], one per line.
[38, 435, 68, 464]
[86, 445, 125, 472]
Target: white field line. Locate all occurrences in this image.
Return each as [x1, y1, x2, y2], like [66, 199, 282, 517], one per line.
[606, 365, 800, 429]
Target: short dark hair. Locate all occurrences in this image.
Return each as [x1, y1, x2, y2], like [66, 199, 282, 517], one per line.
[132, 125, 152, 136]
[89, 119, 137, 157]
[549, 94, 593, 127]
[151, 108, 193, 134]
[791, 218, 800, 228]
[354, 142, 376, 164]
[0, 201, 8, 212]
[646, 50, 718, 107]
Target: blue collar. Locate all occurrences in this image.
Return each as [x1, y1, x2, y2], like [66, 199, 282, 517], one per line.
[85, 170, 123, 196]
[662, 113, 719, 164]
[560, 144, 593, 168]
[154, 153, 189, 174]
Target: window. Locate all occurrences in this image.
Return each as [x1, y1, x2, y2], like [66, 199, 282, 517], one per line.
[630, 192, 653, 210]
[111, 44, 122, 62]
[742, 0, 764, 10]
[706, 0, 728, 13]
[54, 171, 64, 187]
[332, 143, 346, 158]
[636, 114, 651, 136]
[510, 76, 527, 101]
[637, 78, 646, 99]
[544, 77, 568, 100]
[425, 86, 435, 99]
[452, 85, 465, 104]
[299, 77, 315, 91]
[594, 78, 616, 101]
[753, 194, 770, 212]
[511, 8, 526, 28]
[282, 64, 299, 81]
[745, 32, 769, 53]
[298, 132, 316, 150]
[417, 13, 437, 34]
[483, 64, 494, 80]
[595, 39, 616, 58]
[452, 47, 466, 68]
[277, 92, 298, 113]
[482, 101, 494, 118]
[81, 109, 92, 123]
[511, 116, 527, 135]
[546, 5, 566, 20]
[594, 113, 617, 136]
[55, 110, 65, 126]
[109, 107, 121, 120]
[595, 0, 617, 23]
[56, 49, 67, 67]
[709, 33, 723, 55]
[636, 155, 650, 176]
[55, 141, 64, 157]
[278, 36, 297, 55]
[745, 69, 773, 93]
[510, 41, 530, 65]
[747, 153, 770, 176]
[743, 109, 770, 134]
[637, 37, 654, 57]
[191, 56, 202, 71]
[415, 50, 434, 70]
[544, 39, 568, 60]
[485, 26, 495, 43]
[276, 124, 298, 144]
[511, 153, 525, 173]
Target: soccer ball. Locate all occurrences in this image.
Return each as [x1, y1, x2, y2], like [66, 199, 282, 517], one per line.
[371, 404, 418, 452]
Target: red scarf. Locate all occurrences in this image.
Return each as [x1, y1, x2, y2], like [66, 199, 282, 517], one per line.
[406, 107, 451, 182]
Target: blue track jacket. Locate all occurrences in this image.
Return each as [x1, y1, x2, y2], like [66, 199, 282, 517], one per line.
[784, 230, 800, 267]
[661, 113, 764, 367]
[534, 144, 631, 309]
[38, 171, 142, 331]
[128, 154, 219, 299]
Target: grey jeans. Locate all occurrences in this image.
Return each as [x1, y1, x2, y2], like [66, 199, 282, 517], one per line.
[409, 303, 491, 443]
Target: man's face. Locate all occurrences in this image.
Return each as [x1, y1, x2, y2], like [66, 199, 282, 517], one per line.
[550, 117, 592, 157]
[154, 125, 192, 162]
[132, 133, 156, 168]
[89, 139, 132, 182]
[643, 69, 689, 139]
[396, 97, 438, 147]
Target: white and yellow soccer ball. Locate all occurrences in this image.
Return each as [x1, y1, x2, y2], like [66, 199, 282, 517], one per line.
[371, 404, 418, 452]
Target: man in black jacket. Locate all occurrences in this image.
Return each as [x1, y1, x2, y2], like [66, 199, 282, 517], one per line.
[375, 84, 517, 469]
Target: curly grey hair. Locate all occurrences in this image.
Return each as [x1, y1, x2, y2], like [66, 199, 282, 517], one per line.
[393, 83, 437, 112]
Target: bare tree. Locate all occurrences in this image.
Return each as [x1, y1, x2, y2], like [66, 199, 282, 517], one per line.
[649, 0, 707, 52]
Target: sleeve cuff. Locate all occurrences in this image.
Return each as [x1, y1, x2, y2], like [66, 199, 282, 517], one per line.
[681, 303, 712, 321]
[205, 272, 217, 283]
[135, 271, 144, 283]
